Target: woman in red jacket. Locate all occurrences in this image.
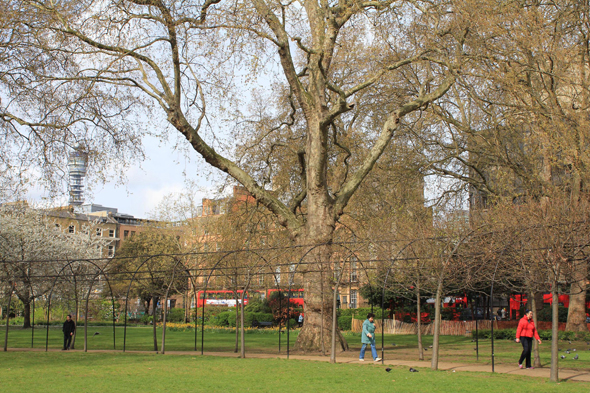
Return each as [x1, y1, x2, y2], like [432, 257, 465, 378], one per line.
[515, 310, 542, 369]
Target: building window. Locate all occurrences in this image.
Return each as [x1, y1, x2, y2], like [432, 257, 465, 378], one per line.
[68, 225, 75, 234]
[131, 231, 135, 237]
[258, 273, 264, 286]
[107, 245, 115, 258]
[96, 228, 102, 236]
[289, 264, 295, 285]
[341, 295, 348, 307]
[350, 290, 357, 309]
[350, 259, 358, 282]
[124, 230, 129, 239]
[275, 266, 281, 285]
[109, 229, 115, 238]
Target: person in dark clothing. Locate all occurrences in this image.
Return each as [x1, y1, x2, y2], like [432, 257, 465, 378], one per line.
[62, 315, 76, 350]
[516, 310, 541, 369]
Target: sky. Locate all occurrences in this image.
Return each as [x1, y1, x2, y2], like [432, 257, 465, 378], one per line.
[27, 134, 215, 219]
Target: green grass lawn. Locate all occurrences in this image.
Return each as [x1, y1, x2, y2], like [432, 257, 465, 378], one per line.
[4, 326, 590, 370]
[1, 351, 588, 393]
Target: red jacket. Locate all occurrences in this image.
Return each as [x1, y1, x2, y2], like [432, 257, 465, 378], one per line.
[516, 316, 540, 340]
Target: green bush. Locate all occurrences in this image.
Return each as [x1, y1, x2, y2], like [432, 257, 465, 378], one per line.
[285, 318, 297, 329]
[166, 308, 186, 323]
[338, 315, 352, 331]
[537, 305, 568, 323]
[472, 328, 590, 342]
[245, 299, 271, 313]
[253, 313, 274, 324]
[227, 311, 269, 328]
[140, 314, 153, 325]
[210, 311, 231, 327]
[342, 308, 387, 320]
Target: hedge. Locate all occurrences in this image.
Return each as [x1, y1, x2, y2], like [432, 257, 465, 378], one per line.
[472, 328, 590, 341]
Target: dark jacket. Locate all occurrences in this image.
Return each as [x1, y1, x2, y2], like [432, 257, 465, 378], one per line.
[63, 319, 76, 336]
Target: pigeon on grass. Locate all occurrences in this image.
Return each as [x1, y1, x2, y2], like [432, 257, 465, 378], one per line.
[385, 368, 392, 372]
[93, 332, 100, 336]
[409, 368, 419, 373]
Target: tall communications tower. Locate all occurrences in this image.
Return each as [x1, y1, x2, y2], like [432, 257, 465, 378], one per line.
[68, 146, 88, 206]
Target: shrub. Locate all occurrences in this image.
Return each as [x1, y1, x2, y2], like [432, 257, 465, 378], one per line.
[140, 314, 153, 325]
[227, 311, 255, 327]
[285, 318, 297, 329]
[253, 313, 274, 324]
[338, 315, 352, 331]
[472, 328, 590, 342]
[245, 299, 271, 313]
[537, 305, 568, 323]
[347, 308, 388, 320]
[166, 308, 186, 323]
[210, 311, 231, 327]
[472, 328, 516, 340]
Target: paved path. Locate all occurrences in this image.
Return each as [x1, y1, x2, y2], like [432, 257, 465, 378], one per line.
[6, 348, 590, 382]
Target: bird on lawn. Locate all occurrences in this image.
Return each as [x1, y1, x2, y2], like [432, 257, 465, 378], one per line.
[561, 355, 566, 359]
[568, 340, 572, 344]
[93, 332, 100, 336]
[573, 348, 577, 352]
[573, 355, 579, 360]
[566, 351, 570, 354]
[429, 345, 433, 348]
[385, 368, 392, 372]
[409, 368, 419, 372]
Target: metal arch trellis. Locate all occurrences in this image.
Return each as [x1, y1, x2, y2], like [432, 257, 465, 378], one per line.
[283, 242, 369, 362]
[198, 248, 283, 357]
[379, 238, 425, 364]
[43, 258, 118, 352]
[122, 253, 183, 353]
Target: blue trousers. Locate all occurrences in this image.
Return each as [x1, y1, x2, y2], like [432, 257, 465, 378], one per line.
[360, 342, 378, 360]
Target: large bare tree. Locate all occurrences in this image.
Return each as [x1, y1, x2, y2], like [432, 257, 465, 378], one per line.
[2, 0, 467, 351]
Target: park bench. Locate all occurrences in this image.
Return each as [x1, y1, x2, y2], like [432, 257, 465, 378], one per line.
[252, 320, 273, 328]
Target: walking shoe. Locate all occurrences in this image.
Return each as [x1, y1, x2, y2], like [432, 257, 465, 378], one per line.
[518, 364, 523, 369]
[374, 357, 382, 362]
[359, 359, 364, 362]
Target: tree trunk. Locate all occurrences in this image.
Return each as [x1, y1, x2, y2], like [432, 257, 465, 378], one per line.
[240, 292, 246, 358]
[71, 297, 79, 350]
[416, 283, 424, 361]
[4, 286, 13, 351]
[152, 296, 158, 352]
[234, 295, 239, 353]
[294, 224, 349, 353]
[550, 284, 559, 382]
[431, 280, 443, 370]
[161, 295, 168, 354]
[530, 291, 543, 368]
[566, 258, 588, 332]
[22, 299, 31, 329]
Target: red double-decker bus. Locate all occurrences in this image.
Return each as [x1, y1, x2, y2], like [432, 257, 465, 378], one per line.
[196, 290, 249, 307]
[267, 288, 305, 307]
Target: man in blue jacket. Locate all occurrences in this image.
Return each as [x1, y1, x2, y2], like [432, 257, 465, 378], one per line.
[359, 313, 381, 362]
